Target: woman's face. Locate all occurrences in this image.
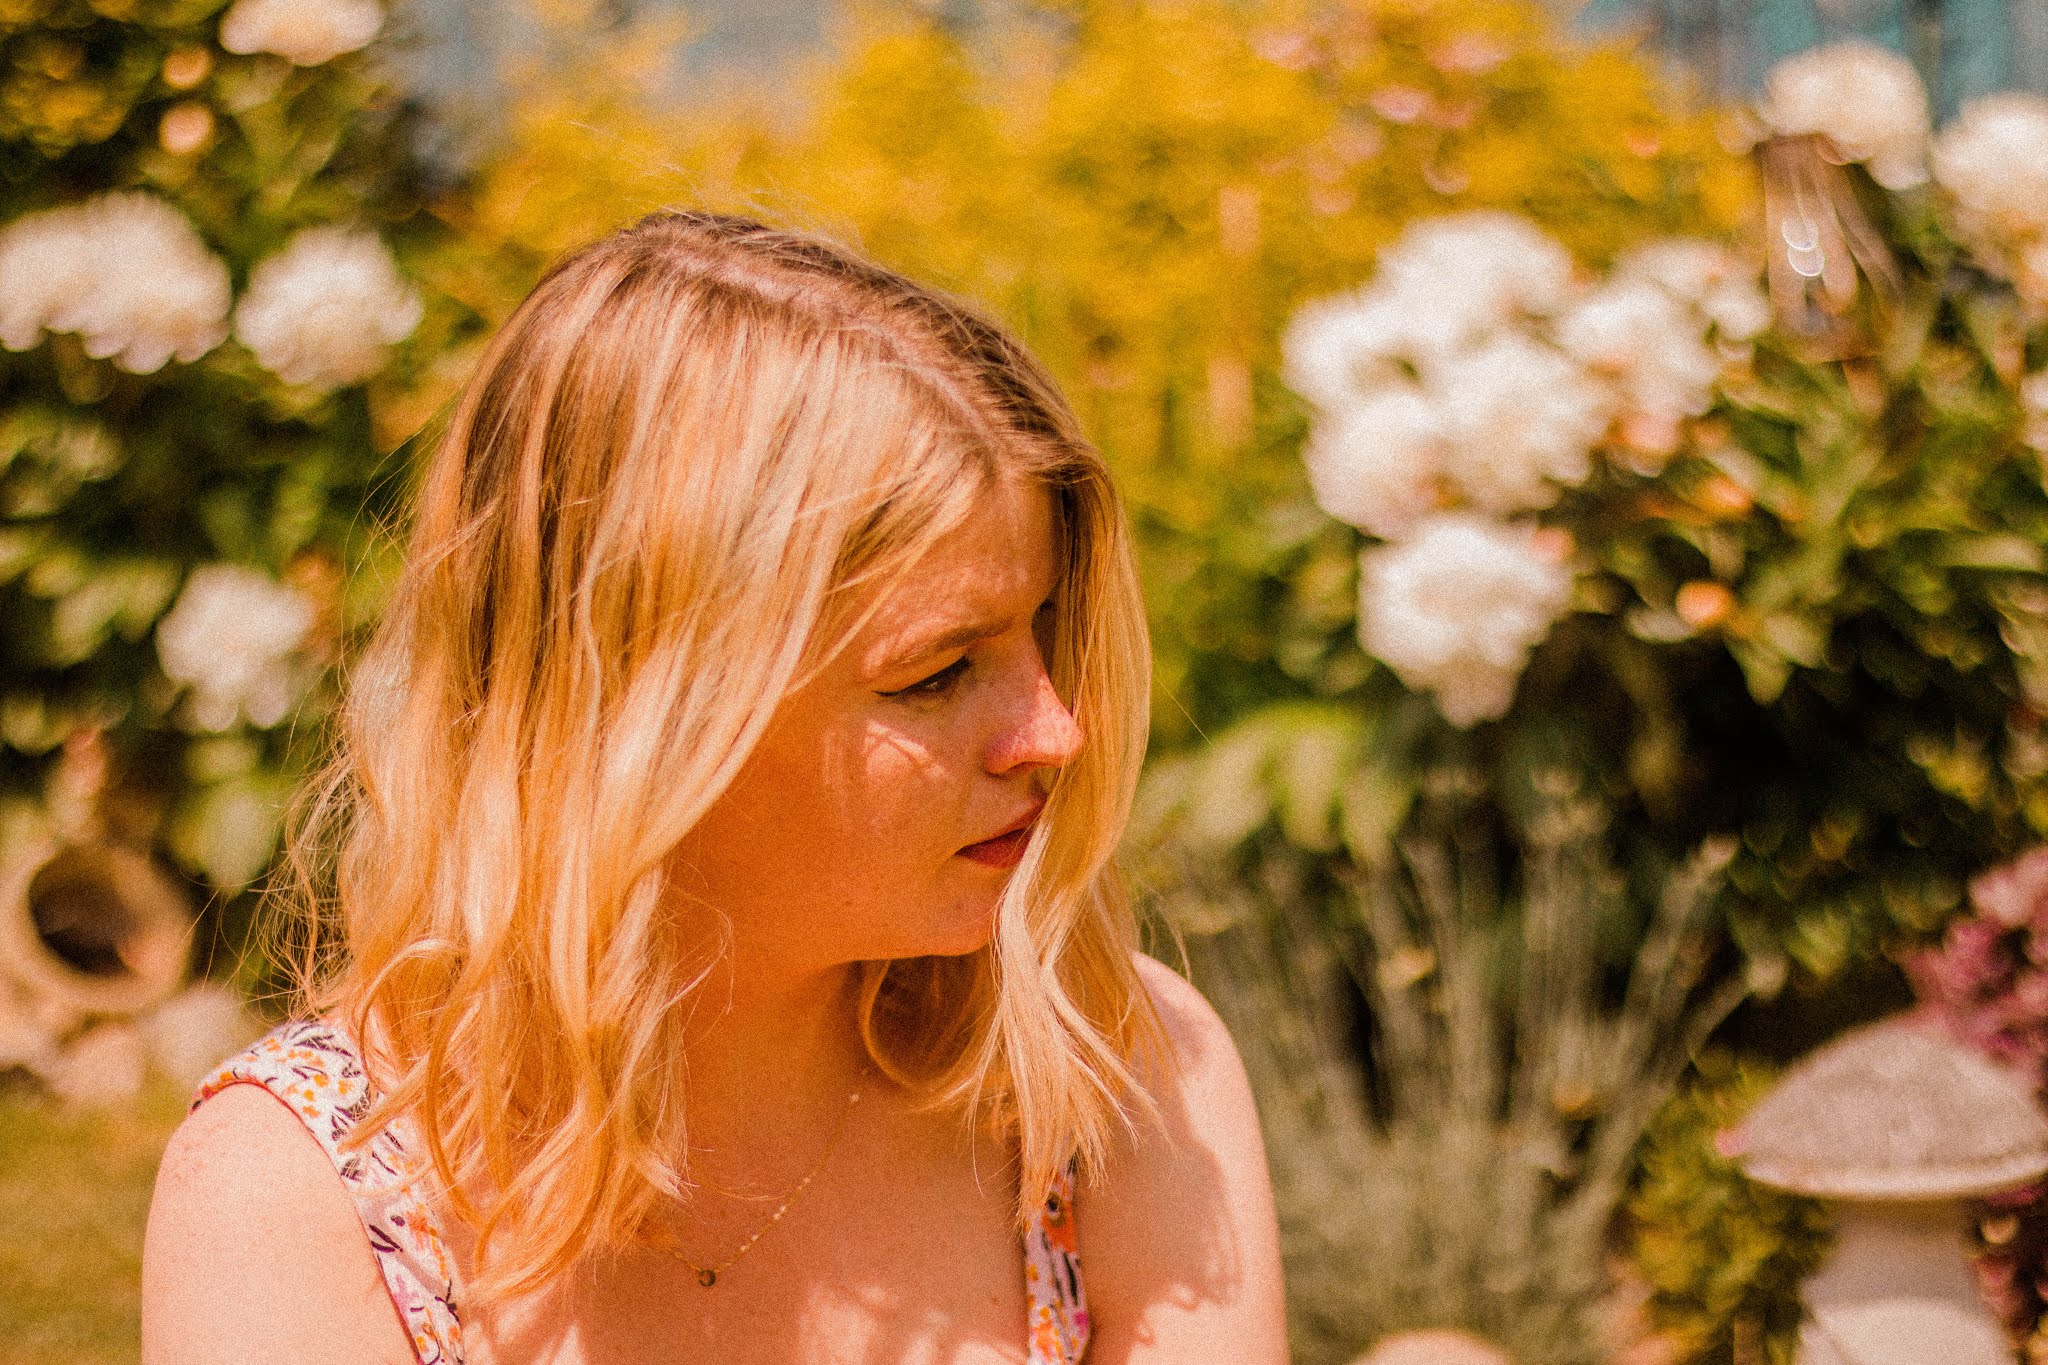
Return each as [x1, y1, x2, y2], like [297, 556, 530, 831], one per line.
[672, 473, 1083, 975]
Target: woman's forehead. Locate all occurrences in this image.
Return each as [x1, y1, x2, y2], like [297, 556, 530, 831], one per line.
[851, 478, 1058, 667]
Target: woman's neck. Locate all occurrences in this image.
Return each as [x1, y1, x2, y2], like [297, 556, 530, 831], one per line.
[672, 954, 874, 1196]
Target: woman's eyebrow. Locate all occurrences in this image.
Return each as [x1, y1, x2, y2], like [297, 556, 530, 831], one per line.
[885, 594, 1055, 666]
[893, 618, 1008, 664]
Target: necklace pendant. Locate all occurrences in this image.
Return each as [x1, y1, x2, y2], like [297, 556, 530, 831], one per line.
[698, 1268, 717, 1288]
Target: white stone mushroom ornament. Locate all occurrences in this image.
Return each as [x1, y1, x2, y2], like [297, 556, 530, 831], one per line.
[1723, 1016, 2048, 1365]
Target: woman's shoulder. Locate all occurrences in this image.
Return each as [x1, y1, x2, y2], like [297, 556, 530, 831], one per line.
[140, 1022, 424, 1365]
[1126, 952, 1268, 1158]
[1129, 951, 1231, 1057]
[1069, 952, 1288, 1365]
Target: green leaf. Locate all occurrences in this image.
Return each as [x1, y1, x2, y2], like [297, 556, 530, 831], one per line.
[1272, 708, 1359, 852]
[1879, 286, 1938, 380]
[1338, 764, 1415, 867]
[1930, 535, 2045, 573]
[1726, 639, 1793, 706]
[0, 528, 46, 586]
[1183, 721, 1278, 848]
[166, 773, 289, 892]
[1756, 612, 1827, 669]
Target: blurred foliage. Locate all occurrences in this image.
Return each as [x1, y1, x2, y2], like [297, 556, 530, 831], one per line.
[1553, 175, 2048, 978]
[0, 0, 471, 980]
[1127, 132, 2048, 997]
[1140, 767, 1742, 1365]
[1624, 1052, 1829, 1365]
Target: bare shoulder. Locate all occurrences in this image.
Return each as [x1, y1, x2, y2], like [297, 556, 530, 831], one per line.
[1131, 951, 1232, 1065]
[1073, 952, 1288, 1365]
[141, 1081, 414, 1365]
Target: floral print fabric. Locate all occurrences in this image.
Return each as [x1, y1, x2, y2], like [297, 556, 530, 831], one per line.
[1025, 1164, 1091, 1363]
[194, 1018, 1091, 1364]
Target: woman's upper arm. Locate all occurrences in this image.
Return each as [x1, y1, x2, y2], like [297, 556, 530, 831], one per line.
[1076, 952, 1289, 1365]
[141, 1082, 416, 1365]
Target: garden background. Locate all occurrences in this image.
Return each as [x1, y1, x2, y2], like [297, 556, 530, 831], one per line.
[11, 0, 2048, 1362]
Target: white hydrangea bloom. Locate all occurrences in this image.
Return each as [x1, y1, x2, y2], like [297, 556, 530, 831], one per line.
[1761, 40, 1931, 189]
[1372, 211, 1578, 355]
[1284, 216, 1756, 534]
[0, 193, 229, 374]
[234, 226, 421, 390]
[1934, 92, 2048, 247]
[219, 0, 381, 65]
[1617, 238, 1772, 343]
[1428, 333, 1614, 513]
[0, 215, 92, 354]
[1279, 216, 1575, 409]
[1300, 386, 1445, 538]
[1557, 277, 1722, 427]
[1280, 290, 1423, 414]
[156, 564, 318, 731]
[1359, 513, 1575, 727]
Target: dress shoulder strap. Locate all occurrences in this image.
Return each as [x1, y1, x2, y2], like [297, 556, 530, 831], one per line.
[193, 1018, 464, 1365]
[1023, 1162, 1090, 1365]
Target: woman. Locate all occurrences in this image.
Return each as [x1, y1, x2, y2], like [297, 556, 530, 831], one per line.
[141, 211, 1286, 1364]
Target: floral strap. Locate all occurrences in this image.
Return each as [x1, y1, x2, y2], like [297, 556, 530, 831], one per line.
[193, 1019, 464, 1365]
[1024, 1161, 1091, 1364]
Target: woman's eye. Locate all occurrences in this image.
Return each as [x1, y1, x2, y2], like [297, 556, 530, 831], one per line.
[884, 657, 970, 700]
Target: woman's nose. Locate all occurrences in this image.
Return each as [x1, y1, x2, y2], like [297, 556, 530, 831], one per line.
[988, 665, 1083, 775]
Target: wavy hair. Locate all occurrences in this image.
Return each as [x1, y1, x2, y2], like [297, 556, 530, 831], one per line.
[277, 210, 1158, 1297]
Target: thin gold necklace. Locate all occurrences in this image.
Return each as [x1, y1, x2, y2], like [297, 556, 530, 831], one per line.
[662, 1078, 863, 1287]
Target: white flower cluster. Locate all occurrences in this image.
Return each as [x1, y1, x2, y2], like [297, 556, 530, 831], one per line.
[0, 193, 230, 374]
[1933, 92, 2048, 307]
[219, 0, 381, 66]
[1361, 516, 1575, 728]
[0, 198, 416, 391]
[1282, 213, 1762, 725]
[1760, 39, 1931, 190]
[1936, 94, 2048, 245]
[1560, 240, 1770, 457]
[156, 564, 319, 730]
[234, 226, 422, 391]
[1756, 42, 2048, 311]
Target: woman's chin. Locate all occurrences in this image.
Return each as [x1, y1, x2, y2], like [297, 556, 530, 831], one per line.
[910, 894, 1004, 959]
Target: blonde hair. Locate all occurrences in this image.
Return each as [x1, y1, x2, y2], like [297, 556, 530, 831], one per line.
[279, 211, 1158, 1297]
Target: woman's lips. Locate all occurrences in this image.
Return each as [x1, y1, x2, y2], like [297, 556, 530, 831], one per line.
[958, 806, 1048, 871]
[959, 823, 1035, 869]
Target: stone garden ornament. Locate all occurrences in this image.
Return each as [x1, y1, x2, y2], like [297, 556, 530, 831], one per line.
[1727, 1017, 2048, 1364]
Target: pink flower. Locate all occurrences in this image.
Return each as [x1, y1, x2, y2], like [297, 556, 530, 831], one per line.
[1977, 1255, 2024, 1321]
[1910, 915, 2020, 1010]
[2013, 973, 2048, 1015]
[1973, 848, 2048, 926]
[1370, 86, 1433, 124]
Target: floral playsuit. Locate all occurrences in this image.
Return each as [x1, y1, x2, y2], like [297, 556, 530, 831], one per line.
[196, 1019, 1092, 1364]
